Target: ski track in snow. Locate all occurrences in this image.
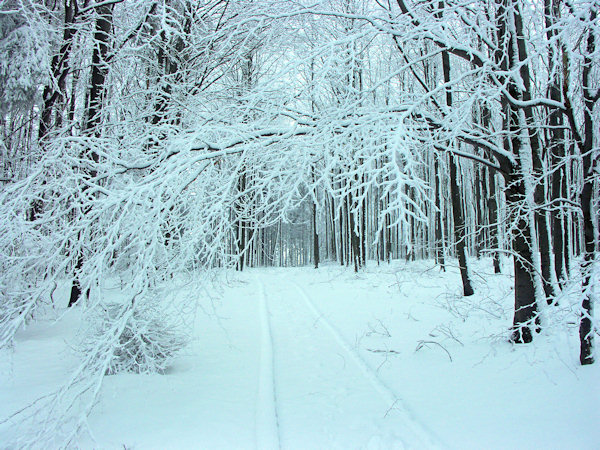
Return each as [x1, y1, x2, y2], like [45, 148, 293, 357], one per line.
[256, 276, 282, 450]
[291, 281, 444, 449]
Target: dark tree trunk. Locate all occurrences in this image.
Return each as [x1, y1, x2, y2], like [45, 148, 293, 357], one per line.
[506, 185, 539, 343]
[68, 253, 84, 307]
[330, 194, 337, 262]
[31, 0, 78, 223]
[38, 0, 78, 141]
[488, 168, 501, 274]
[246, 220, 255, 269]
[492, 0, 542, 338]
[312, 199, 319, 269]
[578, 9, 597, 365]
[536, 190, 555, 303]
[349, 194, 360, 273]
[339, 192, 346, 266]
[441, 41, 474, 296]
[434, 155, 445, 271]
[236, 172, 247, 271]
[360, 179, 367, 267]
[545, 0, 568, 286]
[68, 3, 114, 307]
[449, 153, 474, 296]
[552, 154, 568, 284]
[475, 164, 483, 258]
[509, 3, 555, 303]
[84, 4, 113, 150]
[385, 191, 392, 263]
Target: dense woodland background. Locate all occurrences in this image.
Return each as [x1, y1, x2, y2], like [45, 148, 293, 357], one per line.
[0, 0, 598, 445]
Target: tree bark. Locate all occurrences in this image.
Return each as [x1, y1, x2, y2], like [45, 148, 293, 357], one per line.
[440, 29, 474, 296]
[312, 195, 320, 269]
[506, 183, 539, 343]
[69, 3, 114, 307]
[488, 168, 501, 274]
[38, 0, 78, 141]
[578, 8, 597, 365]
[493, 0, 542, 339]
[434, 155, 445, 271]
[545, 0, 568, 286]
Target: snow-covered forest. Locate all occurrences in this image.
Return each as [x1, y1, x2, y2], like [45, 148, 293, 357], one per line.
[0, 0, 599, 447]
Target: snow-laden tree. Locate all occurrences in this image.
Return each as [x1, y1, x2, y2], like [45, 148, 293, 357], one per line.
[1, 0, 597, 445]
[370, 0, 599, 355]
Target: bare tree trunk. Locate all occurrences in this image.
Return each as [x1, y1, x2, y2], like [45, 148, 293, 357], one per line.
[493, 0, 542, 340]
[69, 3, 114, 306]
[475, 164, 483, 258]
[360, 177, 367, 267]
[339, 191, 344, 266]
[312, 194, 319, 269]
[236, 172, 247, 271]
[545, 0, 568, 287]
[385, 191, 392, 263]
[434, 155, 445, 271]
[38, 0, 78, 141]
[488, 168, 501, 274]
[348, 189, 360, 272]
[578, 8, 597, 365]
[509, 3, 556, 303]
[30, 0, 78, 223]
[440, 32, 474, 296]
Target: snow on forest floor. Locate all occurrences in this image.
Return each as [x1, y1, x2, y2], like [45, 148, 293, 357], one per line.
[1, 258, 599, 449]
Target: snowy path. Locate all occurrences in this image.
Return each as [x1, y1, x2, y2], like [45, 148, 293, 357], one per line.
[256, 277, 281, 449]
[260, 274, 442, 449]
[292, 282, 441, 448]
[2, 263, 598, 449]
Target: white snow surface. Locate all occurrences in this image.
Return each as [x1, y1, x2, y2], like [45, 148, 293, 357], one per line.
[1, 258, 598, 449]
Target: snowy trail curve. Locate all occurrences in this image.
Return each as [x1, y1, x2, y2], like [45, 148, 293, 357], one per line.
[292, 281, 444, 449]
[256, 277, 281, 450]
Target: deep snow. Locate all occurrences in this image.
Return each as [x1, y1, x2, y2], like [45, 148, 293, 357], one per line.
[1, 258, 598, 449]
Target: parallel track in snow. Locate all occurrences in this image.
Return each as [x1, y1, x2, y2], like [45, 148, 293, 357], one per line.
[255, 277, 281, 450]
[291, 281, 444, 449]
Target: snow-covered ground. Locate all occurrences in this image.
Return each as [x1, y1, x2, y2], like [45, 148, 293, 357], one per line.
[1, 258, 598, 449]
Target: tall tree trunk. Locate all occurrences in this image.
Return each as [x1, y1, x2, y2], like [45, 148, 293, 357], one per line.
[545, 0, 568, 287]
[493, 0, 542, 340]
[38, 0, 78, 141]
[510, 3, 555, 303]
[69, 3, 114, 306]
[488, 167, 501, 274]
[475, 164, 483, 258]
[385, 191, 392, 263]
[449, 153, 474, 296]
[506, 183, 539, 343]
[338, 191, 348, 266]
[312, 191, 320, 269]
[360, 177, 367, 267]
[348, 190, 360, 272]
[440, 30, 474, 296]
[31, 0, 78, 223]
[578, 8, 597, 365]
[236, 172, 247, 271]
[434, 155, 445, 271]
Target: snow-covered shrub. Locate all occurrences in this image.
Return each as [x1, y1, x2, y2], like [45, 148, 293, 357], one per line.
[81, 299, 188, 375]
